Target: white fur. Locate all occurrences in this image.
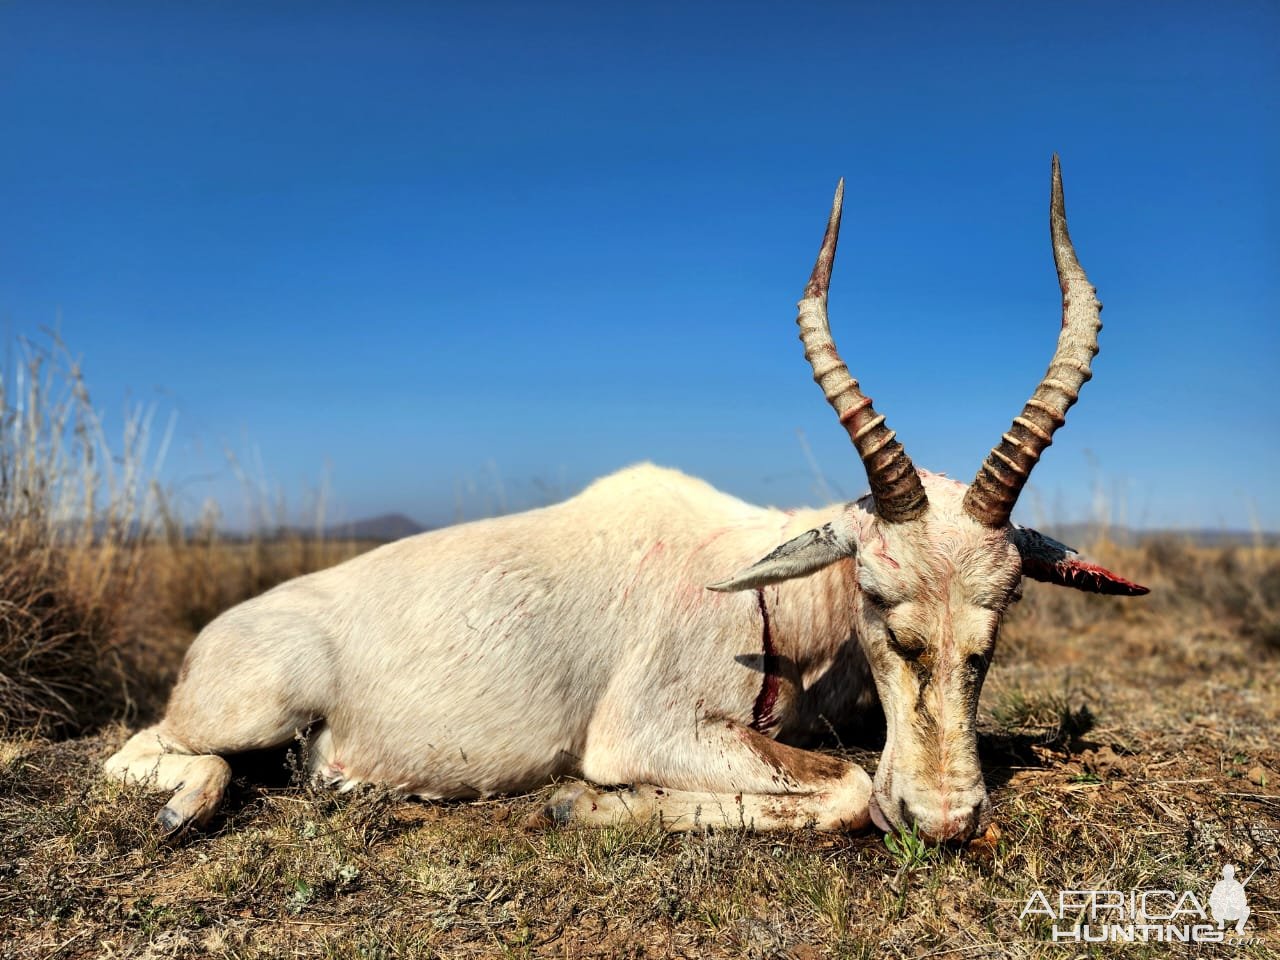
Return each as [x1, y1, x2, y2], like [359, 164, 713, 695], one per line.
[107, 464, 881, 833]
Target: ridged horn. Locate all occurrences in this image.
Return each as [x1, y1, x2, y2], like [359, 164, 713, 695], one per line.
[797, 179, 927, 524]
[963, 155, 1102, 527]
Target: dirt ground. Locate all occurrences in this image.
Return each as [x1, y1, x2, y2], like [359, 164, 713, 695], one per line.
[2, 547, 1278, 958]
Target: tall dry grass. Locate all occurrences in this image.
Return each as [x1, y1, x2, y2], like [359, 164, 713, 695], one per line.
[0, 337, 364, 736]
[0, 338, 154, 734]
[1001, 532, 1280, 654]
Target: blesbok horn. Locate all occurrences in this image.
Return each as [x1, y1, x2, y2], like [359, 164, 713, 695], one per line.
[797, 179, 928, 523]
[963, 155, 1102, 527]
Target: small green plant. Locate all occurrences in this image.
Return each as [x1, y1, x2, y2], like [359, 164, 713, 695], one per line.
[126, 895, 206, 935]
[287, 877, 315, 914]
[883, 823, 936, 872]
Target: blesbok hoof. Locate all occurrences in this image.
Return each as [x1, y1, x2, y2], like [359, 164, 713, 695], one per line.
[525, 782, 599, 829]
[155, 805, 187, 836]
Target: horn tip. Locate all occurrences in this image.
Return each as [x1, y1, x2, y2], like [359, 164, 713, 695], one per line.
[804, 178, 845, 300]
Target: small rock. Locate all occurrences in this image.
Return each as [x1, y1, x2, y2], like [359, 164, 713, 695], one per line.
[1247, 765, 1268, 787]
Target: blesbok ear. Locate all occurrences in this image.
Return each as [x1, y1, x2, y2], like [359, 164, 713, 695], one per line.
[708, 521, 855, 593]
[1011, 526, 1150, 597]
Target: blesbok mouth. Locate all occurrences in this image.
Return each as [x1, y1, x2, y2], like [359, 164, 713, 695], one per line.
[869, 788, 990, 844]
[868, 792, 892, 833]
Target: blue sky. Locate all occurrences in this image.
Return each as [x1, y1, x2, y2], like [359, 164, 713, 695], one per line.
[2, 2, 1276, 531]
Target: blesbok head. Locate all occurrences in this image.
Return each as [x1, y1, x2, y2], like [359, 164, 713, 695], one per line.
[712, 157, 1148, 843]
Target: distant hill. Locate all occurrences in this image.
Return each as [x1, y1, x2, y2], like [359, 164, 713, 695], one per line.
[324, 513, 428, 542]
[1037, 523, 1280, 549]
[71, 513, 430, 544]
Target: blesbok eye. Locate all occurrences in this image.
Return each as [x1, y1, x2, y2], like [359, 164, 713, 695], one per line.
[864, 592, 891, 613]
[885, 628, 924, 661]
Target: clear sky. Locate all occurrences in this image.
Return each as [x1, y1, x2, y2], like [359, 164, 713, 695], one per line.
[2, 2, 1276, 531]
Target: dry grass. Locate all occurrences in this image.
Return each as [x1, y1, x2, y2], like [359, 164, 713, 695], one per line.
[1, 340, 1277, 957]
[0, 338, 366, 736]
[0, 338, 152, 735]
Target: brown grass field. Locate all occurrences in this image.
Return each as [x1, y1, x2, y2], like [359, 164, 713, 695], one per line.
[2, 344, 1278, 958]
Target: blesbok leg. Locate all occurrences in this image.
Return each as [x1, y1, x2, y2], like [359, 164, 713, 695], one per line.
[105, 610, 336, 832]
[105, 672, 317, 832]
[536, 717, 871, 832]
[104, 724, 235, 832]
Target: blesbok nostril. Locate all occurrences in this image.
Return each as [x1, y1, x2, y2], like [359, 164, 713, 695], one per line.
[952, 805, 984, 842]
[962, 808, 983, 839]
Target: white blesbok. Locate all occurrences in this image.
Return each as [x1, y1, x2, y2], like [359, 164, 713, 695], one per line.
[106, 157, 1147, 843]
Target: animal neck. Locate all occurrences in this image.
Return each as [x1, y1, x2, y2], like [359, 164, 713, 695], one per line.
[763, 552, 859, 676]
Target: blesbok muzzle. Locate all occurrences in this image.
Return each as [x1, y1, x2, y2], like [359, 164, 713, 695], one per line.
[865, 650, 993, 844]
